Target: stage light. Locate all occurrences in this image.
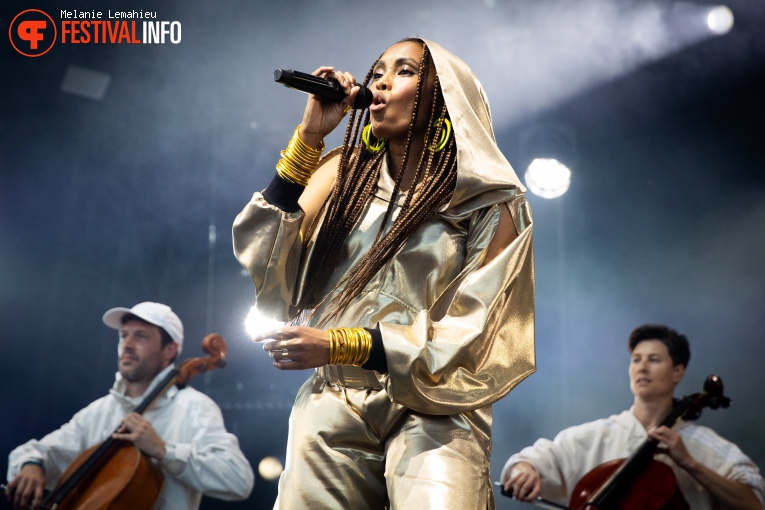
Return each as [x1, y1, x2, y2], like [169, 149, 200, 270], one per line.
[244, 305, 285, 339]
[519, 123, 575, 199]
[707, 5, 734, 35]
[258, 456, 283, 481]
[524, 158, 571, 199]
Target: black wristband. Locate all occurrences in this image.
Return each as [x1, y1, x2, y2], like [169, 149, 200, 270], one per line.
[262, 174, 304, 213]
[361, 327, 388, 373]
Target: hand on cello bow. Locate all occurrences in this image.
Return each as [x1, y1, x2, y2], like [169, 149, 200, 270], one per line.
[4, 461, 45, 510]
[503, 462, 543, 503]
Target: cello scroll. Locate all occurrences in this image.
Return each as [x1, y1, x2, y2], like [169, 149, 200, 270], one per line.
[174, 333, 227, 388]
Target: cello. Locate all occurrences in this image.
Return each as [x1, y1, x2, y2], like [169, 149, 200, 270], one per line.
[30, 333, 227, 510]
[499, 375, 731, 510]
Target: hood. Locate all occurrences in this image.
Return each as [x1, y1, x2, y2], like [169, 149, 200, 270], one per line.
[421, 38, 525, 214]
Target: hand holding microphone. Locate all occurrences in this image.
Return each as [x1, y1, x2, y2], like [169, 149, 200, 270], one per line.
[274, 68, 373, 109]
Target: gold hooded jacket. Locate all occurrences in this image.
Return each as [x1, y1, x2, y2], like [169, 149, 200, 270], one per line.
[233, 39, 535, 417]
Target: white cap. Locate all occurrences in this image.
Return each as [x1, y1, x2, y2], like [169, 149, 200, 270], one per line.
[102, 302, 184, 355]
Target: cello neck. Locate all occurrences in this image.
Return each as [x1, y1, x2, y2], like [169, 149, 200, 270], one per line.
[656, 398, 692, 430]
[131, 367, 180, 415]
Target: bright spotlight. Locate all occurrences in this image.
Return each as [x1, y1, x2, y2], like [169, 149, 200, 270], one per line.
[524, 158, 571, 199]
[258, 456, 283, 481]
[707, 5, 734, 35]
[244, 305, 285, 339]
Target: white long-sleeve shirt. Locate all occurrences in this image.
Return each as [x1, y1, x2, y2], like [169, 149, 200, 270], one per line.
[501, 409, 763, 510]
[8, 365, 254, 510]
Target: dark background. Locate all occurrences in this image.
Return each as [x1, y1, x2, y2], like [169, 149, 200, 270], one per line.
[2, 0, 763, 508]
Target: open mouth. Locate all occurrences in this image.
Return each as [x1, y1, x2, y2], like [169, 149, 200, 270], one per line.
[370, 93, 386, 111]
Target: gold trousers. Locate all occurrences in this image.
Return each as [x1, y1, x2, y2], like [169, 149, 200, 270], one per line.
[274, 372, 495, 509]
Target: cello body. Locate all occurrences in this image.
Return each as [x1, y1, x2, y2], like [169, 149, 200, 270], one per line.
[570, 458, 689, 510]
[53, 444, 163, 510]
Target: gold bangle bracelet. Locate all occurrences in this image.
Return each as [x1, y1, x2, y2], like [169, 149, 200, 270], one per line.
[326, 327, 372, 366]
[275, 125, 324, 187]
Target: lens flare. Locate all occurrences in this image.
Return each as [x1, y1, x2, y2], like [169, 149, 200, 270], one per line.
[244, 306, 285, 339]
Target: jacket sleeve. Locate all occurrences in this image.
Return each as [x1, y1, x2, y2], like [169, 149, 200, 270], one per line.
[159, 393, 254, 500]
[499, 415, 635, 503]
[499, 436, 571, 503]
[378, 195, 536, 415]
[7, 402, 104, 489]
[232, 192, 305, 321]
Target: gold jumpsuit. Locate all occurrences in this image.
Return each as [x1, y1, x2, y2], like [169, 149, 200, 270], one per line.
[233, 39, 536, 510]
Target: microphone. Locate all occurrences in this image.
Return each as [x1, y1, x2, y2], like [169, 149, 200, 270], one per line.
[274, 69, 373, 110]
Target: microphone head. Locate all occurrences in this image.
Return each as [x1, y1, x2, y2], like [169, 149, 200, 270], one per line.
[273, 69, 293, 84]
[353, 86, 374, 109]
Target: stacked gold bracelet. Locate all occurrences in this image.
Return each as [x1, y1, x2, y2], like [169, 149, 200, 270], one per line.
[275, 125, 325, 187]
[327, 327, 372, 366]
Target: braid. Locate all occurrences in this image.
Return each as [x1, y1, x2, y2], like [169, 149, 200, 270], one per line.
[299, 42, 458, 325]
[300, 69, 379, 301]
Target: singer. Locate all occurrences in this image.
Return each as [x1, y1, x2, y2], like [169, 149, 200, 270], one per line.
[233, 37, 536, 510]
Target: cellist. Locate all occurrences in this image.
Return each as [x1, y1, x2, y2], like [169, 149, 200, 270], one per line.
[5, 302, 254, 510]
[500, 324, 764, 510]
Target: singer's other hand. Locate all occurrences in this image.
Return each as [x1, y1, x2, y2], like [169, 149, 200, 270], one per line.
[299, 66, 360, 147]
[257, 326, 331, 370]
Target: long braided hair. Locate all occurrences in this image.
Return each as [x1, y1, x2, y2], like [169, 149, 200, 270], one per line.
[300, 39, 458, 325]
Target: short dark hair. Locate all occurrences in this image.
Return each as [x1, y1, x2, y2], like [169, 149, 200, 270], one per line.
[121, 313, 174, 349]
[628, 324, 690, 368]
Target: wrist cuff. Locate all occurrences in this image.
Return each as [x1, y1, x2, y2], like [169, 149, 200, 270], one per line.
[262, 174, 304, 213]
[361, 327, 387, 373]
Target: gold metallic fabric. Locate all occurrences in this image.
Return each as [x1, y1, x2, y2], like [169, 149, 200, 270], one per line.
[233, 38, 536, 509]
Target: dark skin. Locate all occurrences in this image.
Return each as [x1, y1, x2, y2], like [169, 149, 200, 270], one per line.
[256, 40, 518, 368]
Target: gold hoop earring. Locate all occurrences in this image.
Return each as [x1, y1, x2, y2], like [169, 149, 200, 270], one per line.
[362, 124, 385, 154]
[426, 118, 452, 152]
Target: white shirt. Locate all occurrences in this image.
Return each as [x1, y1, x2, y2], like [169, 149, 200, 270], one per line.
[8, 365, 254, 510]
[501, 409, 764, 510]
